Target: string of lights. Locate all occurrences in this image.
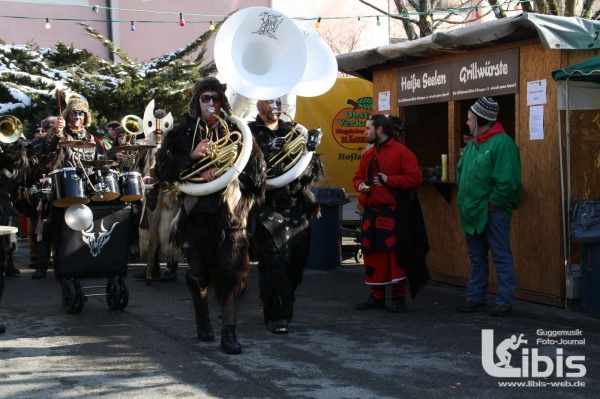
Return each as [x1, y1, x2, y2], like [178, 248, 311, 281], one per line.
[0, 0, 534, 30]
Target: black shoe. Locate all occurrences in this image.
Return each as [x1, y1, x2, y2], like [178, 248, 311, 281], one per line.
[158, 268, 177, 282]
[490, 304, 512, 317]
[133, 269, 159, 280]
[5, 265, 20, 276]
[196, 316, 214, 341]
[31, 270, 46, 280]
[355, 297, 385, 310]
[0, 324, 5, 334]
[28, 259, 36, 268]
[456, 300, 486, 313]
[271, 319, 289, 334]
[388, 299, 405, 313]
[221, 325, 242, 354]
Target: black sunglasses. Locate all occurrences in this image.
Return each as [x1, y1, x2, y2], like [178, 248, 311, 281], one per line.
[35, 129, 44, 133]
[70, 110, 85, 117]
[200, 95, 221, 103]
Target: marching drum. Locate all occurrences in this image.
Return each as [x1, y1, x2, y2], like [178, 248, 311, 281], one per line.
[120, 171, 143, 202]
[49, 167, 89, 207]
[89, 169, 121, 202]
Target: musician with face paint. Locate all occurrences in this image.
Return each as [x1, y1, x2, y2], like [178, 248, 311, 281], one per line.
[248, 97, 325, 334]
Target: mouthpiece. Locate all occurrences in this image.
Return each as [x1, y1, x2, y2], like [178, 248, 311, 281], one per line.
[208, 106, 216, 115]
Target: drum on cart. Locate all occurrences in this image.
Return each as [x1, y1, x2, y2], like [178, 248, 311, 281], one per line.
[49, 167, 89, 207]
[120, 171, 143, 202]
[89, 169, 121, 202]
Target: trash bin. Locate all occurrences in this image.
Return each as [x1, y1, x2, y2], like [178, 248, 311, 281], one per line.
[571, 200, 600, 317]
[306, 187, 350, 270]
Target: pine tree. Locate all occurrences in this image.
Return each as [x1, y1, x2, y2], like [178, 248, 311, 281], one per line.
[1, 22, 218, 139]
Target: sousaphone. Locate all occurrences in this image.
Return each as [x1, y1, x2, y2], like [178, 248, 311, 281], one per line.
[214, 7, 308, 100]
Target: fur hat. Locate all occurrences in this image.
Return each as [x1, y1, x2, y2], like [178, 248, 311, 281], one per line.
[470, 97, 499, 127]
[62, 96, 92, 127]
[40, 117, 57, 131]
[105, 120, 121, 130]
[188, 77, 232, 120]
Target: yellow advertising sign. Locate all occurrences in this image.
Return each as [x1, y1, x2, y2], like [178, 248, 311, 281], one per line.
[295, 77, 373, 195]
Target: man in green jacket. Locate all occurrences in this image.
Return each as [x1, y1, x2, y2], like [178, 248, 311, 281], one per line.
[456, 97, 522, 317]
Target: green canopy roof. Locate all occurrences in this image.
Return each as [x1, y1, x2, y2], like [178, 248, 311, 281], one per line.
[552, 57, 600, 83]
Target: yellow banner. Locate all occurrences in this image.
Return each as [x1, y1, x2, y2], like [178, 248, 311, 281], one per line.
[295, 77, 373, 195]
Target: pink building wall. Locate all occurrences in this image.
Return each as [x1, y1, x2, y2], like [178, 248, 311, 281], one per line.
[0, 0, 272, 62]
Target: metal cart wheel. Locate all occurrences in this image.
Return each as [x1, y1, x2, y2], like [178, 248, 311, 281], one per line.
[117, 276, 129, 310]
[106, 276, 122, 310]
[354, 248, 364, 263]
[61, 280, 77, 314]
[72, 279, 85, 314]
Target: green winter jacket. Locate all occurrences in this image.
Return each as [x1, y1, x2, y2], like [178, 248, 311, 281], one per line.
[456, 124, 522, 235]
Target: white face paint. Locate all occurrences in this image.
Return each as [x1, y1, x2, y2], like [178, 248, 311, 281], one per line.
[70, 110, 85, 129]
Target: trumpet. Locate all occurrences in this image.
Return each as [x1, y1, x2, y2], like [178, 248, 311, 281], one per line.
[0, 115, 22, 144]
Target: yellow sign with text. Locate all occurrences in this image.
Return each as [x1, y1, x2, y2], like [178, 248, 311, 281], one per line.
[295, 77, 373, 195]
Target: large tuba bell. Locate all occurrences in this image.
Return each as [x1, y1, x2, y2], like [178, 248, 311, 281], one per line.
[214, 7, 308, 100]
[291, 29, 338, 97]
[121, 115, 144, 145]
[0, 115, 22, 144]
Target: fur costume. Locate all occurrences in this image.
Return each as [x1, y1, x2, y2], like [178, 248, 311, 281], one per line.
[138, 129, 184, 275]
[155, 83, 266, 303]
[0, 139, 28, 301]
[248, 118, 325, 326]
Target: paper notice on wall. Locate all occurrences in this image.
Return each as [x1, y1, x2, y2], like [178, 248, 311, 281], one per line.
[379, 91, 390, 111]
[529, 105, 544, 140]
[527, 79, 547, 106]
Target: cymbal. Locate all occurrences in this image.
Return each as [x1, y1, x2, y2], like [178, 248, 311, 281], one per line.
[113, 144, 157, 152]
[59, 140, 96, 149]
[81, 160, 119, 168]
[0, 226, 18, 236]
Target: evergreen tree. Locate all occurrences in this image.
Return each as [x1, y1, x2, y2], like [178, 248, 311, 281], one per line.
[1, 22, 217, 139]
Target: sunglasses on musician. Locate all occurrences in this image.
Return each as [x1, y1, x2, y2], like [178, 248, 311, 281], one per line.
[70, 110, 85, 117]
[35, 129, 44, 133]
[200, 95, 221, 103]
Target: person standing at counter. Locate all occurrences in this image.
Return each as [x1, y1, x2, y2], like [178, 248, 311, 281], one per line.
[456, 97, 522, 317]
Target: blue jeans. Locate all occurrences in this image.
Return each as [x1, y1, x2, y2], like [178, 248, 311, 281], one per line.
[464, 210, 515, 306]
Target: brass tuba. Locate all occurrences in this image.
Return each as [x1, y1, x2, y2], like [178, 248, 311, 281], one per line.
[175, 109, 253, 197]
[0, 115, 22, 144]
[266, 123, 322, 190]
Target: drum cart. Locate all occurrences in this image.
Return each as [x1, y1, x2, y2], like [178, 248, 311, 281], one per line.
[56, 203, 132, 314]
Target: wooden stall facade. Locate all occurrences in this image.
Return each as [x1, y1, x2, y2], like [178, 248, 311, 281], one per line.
[371, 41, 600, 307]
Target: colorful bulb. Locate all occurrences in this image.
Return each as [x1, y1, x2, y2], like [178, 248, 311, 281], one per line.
[45, 18, 51, 30]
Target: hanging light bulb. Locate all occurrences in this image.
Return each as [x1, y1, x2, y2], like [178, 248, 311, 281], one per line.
[92, 5, 99, 13]
[358, 16, 361, 22]
[179, 13, 185, 27]
[425, 13, 432, 23]
[495, 7, 501, 14]
[514, 2, 521, 10]
[315, 17, 321, 29]
[209, 21, 215, 31]
[45, 18, 51, 30]
[475, 7, 481, 18]
[376, 16, 381, 26]
[130, 21, 135, 32]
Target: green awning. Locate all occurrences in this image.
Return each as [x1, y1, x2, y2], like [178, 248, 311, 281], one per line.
[552, 57, 600, 83]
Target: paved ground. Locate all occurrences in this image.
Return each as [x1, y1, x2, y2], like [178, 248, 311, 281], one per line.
[1, 238, 599, 399]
